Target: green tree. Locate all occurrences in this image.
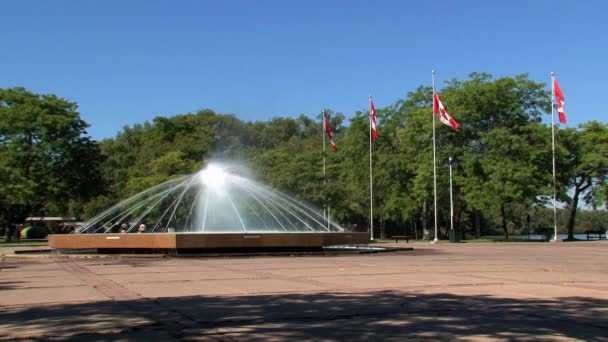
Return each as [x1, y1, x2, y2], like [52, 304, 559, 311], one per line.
[251, 111, 345, 215]
[127, 151, 200, 194]
[43, 70, 600, 243]
[0, 87, 104, 238]
[394, 74, 550, 240]
[394, 87, 436, 239]
[444, 73, 550, 239]
[462, 124, 549, 239]
[558, 122, 608, 239]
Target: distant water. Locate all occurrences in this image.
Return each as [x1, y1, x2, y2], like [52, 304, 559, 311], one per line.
[482, 233, 607, 241]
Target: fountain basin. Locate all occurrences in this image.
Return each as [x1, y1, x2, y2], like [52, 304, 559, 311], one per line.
[49, 232, 370, 252]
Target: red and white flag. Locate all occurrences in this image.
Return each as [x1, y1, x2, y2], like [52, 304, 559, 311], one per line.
[433, 92, 460, 131]
[553, 77, 567, 124]
[324, 112, 337, 151]
[370, 96, 379, 141]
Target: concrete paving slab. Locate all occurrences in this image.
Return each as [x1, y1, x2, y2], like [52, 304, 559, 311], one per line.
[1, 241, 607, 341]
[310, 272, 518, 290]
[0, 303, 156, 341]
[0, 260, 63, 272]
[258, 265, 399, 277]
[463, 270, 608, 283]
[83, 264, 217, 275]
[109, 269, 261, 283]
[0, 276, 85, 289]
[0, 268, 73, 280]
[0, 285, 109, 305]
[123, 279, 251, 297]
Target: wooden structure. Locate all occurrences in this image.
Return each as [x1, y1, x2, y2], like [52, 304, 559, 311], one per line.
[48, 232, 371, 253]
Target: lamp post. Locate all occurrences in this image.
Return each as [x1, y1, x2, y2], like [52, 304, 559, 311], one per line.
[449, 155, 454, 232]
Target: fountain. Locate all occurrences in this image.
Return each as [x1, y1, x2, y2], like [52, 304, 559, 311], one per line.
[49, 162, 370, 252]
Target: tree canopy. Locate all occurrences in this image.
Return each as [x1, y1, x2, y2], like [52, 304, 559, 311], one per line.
[0, 87, 104, 227]
[2, 73, 607, 240]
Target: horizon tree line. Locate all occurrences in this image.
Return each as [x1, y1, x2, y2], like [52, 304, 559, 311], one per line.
[1, 72, 607, 240]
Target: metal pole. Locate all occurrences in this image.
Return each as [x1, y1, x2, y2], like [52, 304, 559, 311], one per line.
[369, 96, 374, 241]
[327, 205, 330, 230]
[432, 70, 439, 243]
[449, 155, 454, 232]
[550, 73, 560, 242]
[322, 110, 326, 225]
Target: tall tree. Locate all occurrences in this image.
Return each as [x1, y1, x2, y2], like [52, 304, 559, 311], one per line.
[558, 122, 608, 239]
[444, 74, 550, 239]
[0, 87, 104, 234]
[461, 124, 549, 239]
[395, 87, 437, 239]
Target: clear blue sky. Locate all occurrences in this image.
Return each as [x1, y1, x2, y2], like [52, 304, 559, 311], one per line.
[2, 0, 606, 140]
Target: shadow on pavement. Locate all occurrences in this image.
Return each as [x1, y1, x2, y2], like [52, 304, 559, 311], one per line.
[1, 291, 606, 341]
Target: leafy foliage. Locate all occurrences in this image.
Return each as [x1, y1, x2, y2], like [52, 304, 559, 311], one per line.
[557, 121, 608, 239]
[1, 74, 606, 241]
[0, 87, 104, 228]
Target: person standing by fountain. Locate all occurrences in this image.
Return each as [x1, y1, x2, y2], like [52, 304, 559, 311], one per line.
[120, 223, 128, 234]
[138, 224, 146, 233]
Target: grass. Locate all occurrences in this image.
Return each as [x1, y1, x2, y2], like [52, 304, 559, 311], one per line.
[462, 238, 549, 243]
[375, 237, 564, 243]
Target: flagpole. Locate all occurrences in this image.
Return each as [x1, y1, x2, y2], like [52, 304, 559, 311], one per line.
[369, 95, 374, 241]
[322, 110, 327, 225]
[550, 73, 561, 242]
[432, 70, 439, 243]
[449, 154, 454, 232]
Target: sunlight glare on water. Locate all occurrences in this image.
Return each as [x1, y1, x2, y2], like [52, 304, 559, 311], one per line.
[199, 164, 226, 188]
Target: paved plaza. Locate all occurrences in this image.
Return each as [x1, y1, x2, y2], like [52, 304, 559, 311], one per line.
[1, 241, 607, 341]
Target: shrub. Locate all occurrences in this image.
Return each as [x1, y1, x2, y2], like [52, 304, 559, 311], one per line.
[20, 226, 48, 239]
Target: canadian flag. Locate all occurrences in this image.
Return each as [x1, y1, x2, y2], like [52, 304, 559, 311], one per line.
[433, 92, 460, 131]
[324, 112, 337, 151]
[553, 77, 567, 124]
[370, 97, 379, 141]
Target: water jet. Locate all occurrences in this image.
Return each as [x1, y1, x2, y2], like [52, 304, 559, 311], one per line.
[49, 162, 369, 253]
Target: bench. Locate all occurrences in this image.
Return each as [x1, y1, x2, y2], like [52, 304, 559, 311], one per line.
[584, 230, 606, 240]
[392, 235, 412, 243]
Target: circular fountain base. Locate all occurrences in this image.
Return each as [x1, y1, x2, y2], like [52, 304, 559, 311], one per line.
[48, 232, 371, 254]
